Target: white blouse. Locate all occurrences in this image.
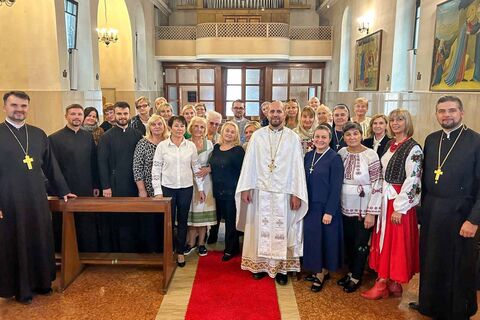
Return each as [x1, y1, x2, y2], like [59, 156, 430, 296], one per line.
[338, 147, 383, 217]
[152, 138, 204, 196]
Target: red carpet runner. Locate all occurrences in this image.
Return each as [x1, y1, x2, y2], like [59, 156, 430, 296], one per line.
[185, 251, 281, 320]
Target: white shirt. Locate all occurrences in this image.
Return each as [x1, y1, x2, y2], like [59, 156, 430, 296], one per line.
[152, 138, 204, 195]
[5, 118, 25, 129]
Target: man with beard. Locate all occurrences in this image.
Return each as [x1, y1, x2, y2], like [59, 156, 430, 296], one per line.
[0, 91, 75, 304]
[48, 104, 100, 252]
[235, 100, 308, 285]
[231, 100, 248, 144]
[97, 101, 143, 252]
[410, 96, 480, 319]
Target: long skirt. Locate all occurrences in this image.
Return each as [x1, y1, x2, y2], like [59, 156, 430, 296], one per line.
[369, 186, 419, 283]
[302, 202, 343, 273]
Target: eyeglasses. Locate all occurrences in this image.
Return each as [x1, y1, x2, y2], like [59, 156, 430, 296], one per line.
[209, 121, 220, 127]
[137, 104, 150, 109]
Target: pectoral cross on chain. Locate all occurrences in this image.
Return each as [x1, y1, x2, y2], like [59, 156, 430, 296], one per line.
[434, 167, 443, 184]
[268, 159, 276, 172]
[23, 154, 34, 170]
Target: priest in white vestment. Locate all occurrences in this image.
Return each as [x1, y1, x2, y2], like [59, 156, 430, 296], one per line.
[235, 100, 308, 285]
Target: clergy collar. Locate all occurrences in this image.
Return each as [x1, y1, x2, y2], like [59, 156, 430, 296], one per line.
[268, 125, 284, 133]
[5, 118, 25, 129]
[65, 125, 81, 134]
[443, 123, 464, 139]
[116, 124, 128, 132]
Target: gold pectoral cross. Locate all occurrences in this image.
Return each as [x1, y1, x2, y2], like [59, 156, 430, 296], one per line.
[23, 154, 34, 170]
[268, 159, 276, 172]
[434, 167, 443, 184]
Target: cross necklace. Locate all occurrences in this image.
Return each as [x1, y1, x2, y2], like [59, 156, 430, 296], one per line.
[334, 129, 344, 150]
[435, 125, 465, 184]
[4, 122, 34, 170]
[309, 147, 330, 174]
[268, 127, 284, 173]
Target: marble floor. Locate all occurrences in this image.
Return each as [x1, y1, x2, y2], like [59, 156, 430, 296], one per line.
[2, 239, 479, 320]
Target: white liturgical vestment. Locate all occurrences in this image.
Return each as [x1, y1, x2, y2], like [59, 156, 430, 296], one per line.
[235, 126, 308, 277]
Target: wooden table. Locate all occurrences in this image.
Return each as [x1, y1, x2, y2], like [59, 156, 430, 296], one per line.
[48, 197, 176, 294]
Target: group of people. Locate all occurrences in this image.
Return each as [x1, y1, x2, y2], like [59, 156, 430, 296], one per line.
[0, 91, 479, 320]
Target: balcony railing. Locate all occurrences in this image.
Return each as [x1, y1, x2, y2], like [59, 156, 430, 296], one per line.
[169, 0, 309, 9]
[156, 23, 332, 40]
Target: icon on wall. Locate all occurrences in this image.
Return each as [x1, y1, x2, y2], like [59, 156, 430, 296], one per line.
[354, 30, 383, 91]
[187, 91, 197, 103]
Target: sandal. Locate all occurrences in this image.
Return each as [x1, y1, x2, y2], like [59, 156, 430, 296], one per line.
[311, 276, 324, 292]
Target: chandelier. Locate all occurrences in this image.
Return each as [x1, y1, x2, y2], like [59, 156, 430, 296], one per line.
[96, 0, 118, 46]
[0, 0, 16, 6]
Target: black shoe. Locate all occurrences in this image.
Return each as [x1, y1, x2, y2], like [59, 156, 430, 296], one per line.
[408, 302, 420, 311]
[176, 255, 186, 268]
[34, 288, 53, 296]
[311, 277, 324, 293]
[184, 245, 196, 255]
[343, 279, 361, 293]
[304, 274, 316, 282]
[198, 245, 208, 257]
[275, 273, 288, 285]
[337, 274, 351, 287]
[252, 272, 267, 280]
[222, 253, 233, 262]
[15, 296, 33, 305]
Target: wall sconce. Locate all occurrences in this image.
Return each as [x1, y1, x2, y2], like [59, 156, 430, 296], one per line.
[357, 15, 372, 34]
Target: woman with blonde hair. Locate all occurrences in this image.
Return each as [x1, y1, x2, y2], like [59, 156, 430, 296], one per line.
[352, 97, 371, 139]
[156, 103, 173, 122]
[133, 114, 170, 252]
[285, 98, 300, 129]
[293, 106, 317, 154]
[181, 104, 197, 139]
[243, 121, 261, 150]
[362, 108, 422, 300]
[184, 116, 217, 257]
[209, 121, 245, 261]
[362, 114, 391, 157]
[316, 104, 333, 128]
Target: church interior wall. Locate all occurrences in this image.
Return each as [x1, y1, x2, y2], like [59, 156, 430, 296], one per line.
[323, 0, 480, 145]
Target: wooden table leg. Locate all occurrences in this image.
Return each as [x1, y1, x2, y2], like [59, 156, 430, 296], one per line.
[162, 205, 176, 294]
[60, 210, 84, 291]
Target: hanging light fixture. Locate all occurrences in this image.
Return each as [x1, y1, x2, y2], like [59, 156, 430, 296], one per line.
[0, 0, 16, 7]
[96, 0, 118, 46]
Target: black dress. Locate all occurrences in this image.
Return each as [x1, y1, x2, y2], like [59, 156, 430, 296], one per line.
[303, 149, 344, 272]
[0, 122, 70, 299]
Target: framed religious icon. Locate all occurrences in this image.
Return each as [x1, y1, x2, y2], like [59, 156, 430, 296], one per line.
[430, 0, 480, 91]
[354, 30, 383, 91]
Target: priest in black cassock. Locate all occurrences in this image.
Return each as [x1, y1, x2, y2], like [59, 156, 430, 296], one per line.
[414, 96, 480, 320]
[49, 104, 100, 252]
[97, 101, 143, 252]
[0, 91, 75, 304]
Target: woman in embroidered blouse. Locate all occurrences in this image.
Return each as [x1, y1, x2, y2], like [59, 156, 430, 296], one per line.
[362, 114, 391, 157]
[285, 99, 300, 129]
[209, 122, 245, 261]
[185, 116, 216, 257]
[293, 106, 317, 154]
[133, 115, 169, 252]
[303, 125, 344, 292]
[330, 104, 350, 152]
[152, 115, 205, 267]
[362, 109, 422, 300]
[337, 121, 382, 293]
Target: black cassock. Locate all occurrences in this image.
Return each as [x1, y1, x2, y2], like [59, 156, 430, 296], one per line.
[49, 126, 99, 252]
[419, 126, 480, 320]
[0, 122, 69, 299]
[97, 126, 142, 252]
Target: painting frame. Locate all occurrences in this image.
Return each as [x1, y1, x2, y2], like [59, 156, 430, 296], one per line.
[430, 0, 480, 92]
[354, 30, 383, 91]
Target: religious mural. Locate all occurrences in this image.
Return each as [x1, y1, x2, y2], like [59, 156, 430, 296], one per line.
[431, 0, 480, 91]
[354, 30, 382, 91]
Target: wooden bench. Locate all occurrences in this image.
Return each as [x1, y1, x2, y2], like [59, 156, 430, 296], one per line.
[48, 197, 176, 294]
